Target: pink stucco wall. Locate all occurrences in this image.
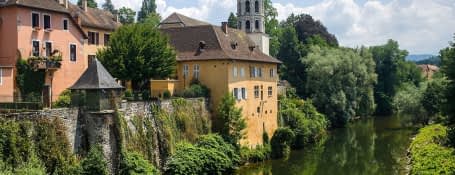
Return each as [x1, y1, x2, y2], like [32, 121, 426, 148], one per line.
[0, 7, 19, 102]
[0, 6, 87, 102]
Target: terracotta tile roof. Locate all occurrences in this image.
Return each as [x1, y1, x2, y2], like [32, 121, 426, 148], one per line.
[1, 0, 68, 13]
[160, 12, 211, 28]
[68, 4, 120, 31]
[160, 16, 281, 64]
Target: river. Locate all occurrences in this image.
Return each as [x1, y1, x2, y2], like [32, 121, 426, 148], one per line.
[237, 115, 418, 175]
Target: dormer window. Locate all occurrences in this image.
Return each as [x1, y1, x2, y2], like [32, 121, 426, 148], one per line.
[231, 41, 238, 50]
[245, 1, 250, 13]
[199, 41, 206, 50]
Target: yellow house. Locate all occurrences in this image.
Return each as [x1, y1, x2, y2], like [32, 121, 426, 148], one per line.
[68, 1, 120, 67]
[159, 13, 281, 146]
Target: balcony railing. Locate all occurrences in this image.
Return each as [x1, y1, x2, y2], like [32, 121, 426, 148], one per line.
[28, 54, 62, 70]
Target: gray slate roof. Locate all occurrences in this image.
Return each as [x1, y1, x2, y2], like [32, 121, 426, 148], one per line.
[70, 59, 123, 90]
[160, 12, 210, 28]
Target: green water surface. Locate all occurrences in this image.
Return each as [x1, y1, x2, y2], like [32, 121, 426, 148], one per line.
[237, 115, 417, 175]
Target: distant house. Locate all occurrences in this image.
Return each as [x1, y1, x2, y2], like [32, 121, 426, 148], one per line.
[157, 10, 281, 146]
[418, 64, 439, 79]
[0, 0, 119, 105]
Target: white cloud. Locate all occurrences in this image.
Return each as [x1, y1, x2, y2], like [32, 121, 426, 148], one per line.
[273, 0, 455, 54]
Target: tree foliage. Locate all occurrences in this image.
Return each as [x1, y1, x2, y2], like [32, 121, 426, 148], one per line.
[284, 14, 338, 47]
[119, 152, 158, 175]
[77, 0, 97, 8]
[81, 145, 108, 175]
[264, 0, 280, 57]
[217, 94, 246, 147]
[303, 46, 377, 127]
[97, 23, 176, 90]
[227, 12, 238, 29]
[440, 35, 455, 124]
[270, 128, 295, 159]
[102, 0, 115, 13]
[118, 7, 136, 24]
[392, 83, 428, 125]
[137, 0, 157, 23]
[16, 59, 45, 101]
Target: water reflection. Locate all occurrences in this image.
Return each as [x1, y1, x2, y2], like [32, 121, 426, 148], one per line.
[237, 116, 417, 175]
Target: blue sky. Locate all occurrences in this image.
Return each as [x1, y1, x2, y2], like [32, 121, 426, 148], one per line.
[78, 0, 455, 54]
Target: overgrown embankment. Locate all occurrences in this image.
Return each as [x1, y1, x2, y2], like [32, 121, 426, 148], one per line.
[409, 124, 455, 174]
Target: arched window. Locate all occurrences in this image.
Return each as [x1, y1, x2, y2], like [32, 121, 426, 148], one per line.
[255, 1, 259, 13]
[246, 20, 251, 31]
[245, 1, 250, 13]
[255, 20, 259, 30]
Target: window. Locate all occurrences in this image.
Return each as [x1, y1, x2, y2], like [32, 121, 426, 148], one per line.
[245, 1, 250, 13]
[250, 66, 260, 78]
[268, 86, 273, 97]
[183, 64, 189, 78]
[70, 44, 77, 62]
[241, 87, 247, 99]
[32, 12, 39, 28]
[45, 42, 52, 57]
[32, 40, 40, 56]
[43, 14, 51, 30]
[246, 20, 251, 31]
[233, 66, 238, 77]
[63, 19, 68, 30]
[270, 68, 275, 78]
[193, 64, 200, 79]
[258, 67, 262, 77]
[104, 34, 111, 45]
[233, 88, 240, 100]
[254, 86, 259, 98]
[255, 1, 259, 13]
[240, 67, 245, 77]
[255, 20, 259, 30]
[88, 32, 99, 45]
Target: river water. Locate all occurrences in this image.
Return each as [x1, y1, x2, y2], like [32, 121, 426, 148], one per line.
[237, 115, 417, 175]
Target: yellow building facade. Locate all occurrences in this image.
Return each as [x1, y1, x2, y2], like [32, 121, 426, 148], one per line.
[160, 13, 281, 146]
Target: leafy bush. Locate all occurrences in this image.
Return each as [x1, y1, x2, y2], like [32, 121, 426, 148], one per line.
[393, 83, 428, 124]
[53, 90, 72, 108]
[280, 98, 328, 148]
[240, 145, 271, 163]
[271, 128, 295, 159]
[120, 152, 159, 175]
[164, 134, 239, 175]
[81, 145, 108, 175]
[163, 90, 171, 99]
[409, 124, 455, 174]
[447, 126, 455, 148]
[124, 89, 133, 98]
[182, 84, 210, 98]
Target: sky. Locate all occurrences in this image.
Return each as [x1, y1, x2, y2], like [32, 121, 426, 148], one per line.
[76, 0, 455, 55]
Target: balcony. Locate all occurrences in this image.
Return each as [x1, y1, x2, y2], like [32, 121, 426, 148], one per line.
[28, 55, 62, 71]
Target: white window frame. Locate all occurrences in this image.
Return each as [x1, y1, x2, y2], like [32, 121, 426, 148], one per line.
[240, 67, 245, 77]
[241, 87, 247, 99]
[69, 43, 77, 62]
[45, 41, 53, 57]
[258, 67, 263, 77]
[62, 18, 69, 31]
[32, 40, 40, 57]
[233, 88, 240, 100]
[270, 68, 275, 78]
[43, 13, 52, 30]
[193, 64, 200, 79]
[183, 64, 189, 78]
[0, 68, 3, 86]
[233, 66, 238, 77]
[31, 12, 40, 28]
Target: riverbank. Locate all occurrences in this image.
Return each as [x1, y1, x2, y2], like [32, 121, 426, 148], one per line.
[408, 124, 455, 174]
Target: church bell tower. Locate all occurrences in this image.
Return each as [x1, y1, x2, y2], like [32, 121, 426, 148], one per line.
[237, 0, 270, 55]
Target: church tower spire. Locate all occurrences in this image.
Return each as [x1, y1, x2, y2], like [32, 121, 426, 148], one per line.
[237, 0, 270, 55]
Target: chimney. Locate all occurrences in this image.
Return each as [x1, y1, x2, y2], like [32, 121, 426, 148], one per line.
[58, 0, 68, 8]
[221, 22, 228, 34]
[81, 0, 88, 11]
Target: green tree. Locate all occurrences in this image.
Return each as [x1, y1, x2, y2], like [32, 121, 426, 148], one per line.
[217, 94, 246, 147]
[393, 83, 428, 124]
[270, 127, 295, 159]
[142, 13, 162, 27]
[284, 14, 338, 47]
[422, 78, 448, 119]
[102, 0, 115, 13]
[120, 152, 158, 175]
[97, 23, 177, 91]
[303, 46, 377, 127]
[370, 40, 410, 115]
[77, 0, 97, 8]
[118, 7, 136, 24]
[264, 0, 280, 57]
[440, 35, 455, 124]
[227, 12, 238, 29]
[137, 0, 157, 23]
[81, 145, 108, 175]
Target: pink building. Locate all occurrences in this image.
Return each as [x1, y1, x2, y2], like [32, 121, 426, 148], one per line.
[0, 0, 118, 106]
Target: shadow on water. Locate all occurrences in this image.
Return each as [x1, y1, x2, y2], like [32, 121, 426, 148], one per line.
[236, 115, 419, 175]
